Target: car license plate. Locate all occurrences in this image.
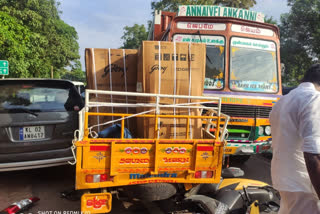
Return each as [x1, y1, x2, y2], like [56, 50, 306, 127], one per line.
[19, 126, 45, 140]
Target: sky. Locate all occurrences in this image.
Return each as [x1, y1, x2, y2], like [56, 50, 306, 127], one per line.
[59, 0, 291, 69]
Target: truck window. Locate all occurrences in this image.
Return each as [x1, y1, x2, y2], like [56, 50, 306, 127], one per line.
[230, 37, 278, 93]
[205, 45, 224, 89]
[172, 34, 225, 90]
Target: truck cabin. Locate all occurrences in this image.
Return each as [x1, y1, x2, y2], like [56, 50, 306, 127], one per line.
[148, 7, 282, 96]
[148, 6, 282, 153]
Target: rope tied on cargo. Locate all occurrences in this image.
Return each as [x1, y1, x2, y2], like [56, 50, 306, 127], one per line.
[157, 41, 161, 139]
[173, 41, 177, 139]
[92, 48, 101, 132]
[68, 129, 80, 165]
[122, 49, 130, 130]
[108, 48, 114, 123]
[188, 42, 193, 139]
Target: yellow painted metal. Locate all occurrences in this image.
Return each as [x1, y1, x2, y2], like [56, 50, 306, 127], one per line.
[155, 114, 158, 138]
[76, 105, 228, 214]
[152, 140, 159, 175]
[81, 193, 112, 213]
[186, 118, 190, 139]
[255, 136, 271, 141]
[219, 178, 269, 190]
[121, 116, 124, 139]
[76, 109, 227, 190]
[110, 141, 117, 176]
[224, 147, 238, 154]
[247, 200, 260, 214]
[184, 183, 194, 191]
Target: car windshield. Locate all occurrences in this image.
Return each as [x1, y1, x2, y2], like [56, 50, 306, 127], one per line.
[172, 34, 225, 90]
[0, 83, 74, 113]
[230, 37, 278, 93]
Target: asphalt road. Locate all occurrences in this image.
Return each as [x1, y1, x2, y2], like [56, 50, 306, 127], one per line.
[0, 154, 273, 213]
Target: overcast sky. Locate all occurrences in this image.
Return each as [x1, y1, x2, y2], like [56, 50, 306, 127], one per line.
[59, 0, 290, 69]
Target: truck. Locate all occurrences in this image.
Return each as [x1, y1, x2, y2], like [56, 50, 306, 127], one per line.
[74, 89, 280, 214]
[148, 5, 282, 163]
[75, 89, 231, 213]
[73, 5, 281, 213]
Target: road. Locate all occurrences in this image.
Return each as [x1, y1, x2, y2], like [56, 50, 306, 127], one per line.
[0, 154, 273, 213]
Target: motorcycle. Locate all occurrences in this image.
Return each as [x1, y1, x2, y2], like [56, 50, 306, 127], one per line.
[146, 167, 280, 214]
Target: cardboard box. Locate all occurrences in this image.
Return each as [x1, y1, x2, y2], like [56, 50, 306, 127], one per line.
[86, 48, 137, 92]
[85, 48, 138, 136]
[136, 41, 206, 139]
[137, 41, 206, 104]
[140, 108, 203, 139]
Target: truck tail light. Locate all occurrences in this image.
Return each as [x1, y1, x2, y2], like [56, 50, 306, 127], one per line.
[100, 174, 107, 182]
[195, 171, 213, 179]
[86, 174, 110, 183]
[195, 171, 201, 178]
[85, 174, 94, 183]
[206, 171, 213, 178]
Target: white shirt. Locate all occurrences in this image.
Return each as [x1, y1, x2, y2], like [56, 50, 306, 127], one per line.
[270, 82, 320, 193]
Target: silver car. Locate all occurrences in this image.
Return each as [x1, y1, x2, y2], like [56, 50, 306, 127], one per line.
[0, 79, 84, 171]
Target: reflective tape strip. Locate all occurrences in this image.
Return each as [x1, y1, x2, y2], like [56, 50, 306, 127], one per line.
[228, 140, 251, 143]
[90, 146, 110, 151]
[92, 48, 100, 132]
[197, 146, 214, 151]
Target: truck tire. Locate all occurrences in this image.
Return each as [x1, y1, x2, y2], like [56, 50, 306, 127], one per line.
[123, 183, 177, 201]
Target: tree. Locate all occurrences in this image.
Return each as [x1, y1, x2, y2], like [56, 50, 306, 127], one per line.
[61, 61, 86, 82]
[279, 0, 320, 86]
[0, 0, 81, 78]
[151, 0, 257, 12]
[0, 12, 41, 77]
[264, 15, 277, 25]
[121, 24, 148, 49]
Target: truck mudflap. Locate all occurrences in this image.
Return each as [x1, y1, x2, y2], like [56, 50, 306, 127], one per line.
[224, 141, 272, 155]
[81, 193, 112, 214]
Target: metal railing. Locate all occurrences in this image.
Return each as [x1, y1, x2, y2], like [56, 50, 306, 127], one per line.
[78, 89, 229, 141]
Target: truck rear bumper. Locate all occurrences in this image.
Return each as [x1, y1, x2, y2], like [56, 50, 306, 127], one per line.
[0, 156, 73, 172]
[225, 141, 272, 155]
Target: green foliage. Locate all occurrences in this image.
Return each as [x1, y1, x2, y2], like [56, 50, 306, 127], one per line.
[264, 15, 277, 25]
[279, 0, 320, 86]
[151, 0, 257, 12]
[0, 0, 81, 78]
[121, 24, 148, 49]
[61, 61, 86, 82]
[61, 70, 86, 82]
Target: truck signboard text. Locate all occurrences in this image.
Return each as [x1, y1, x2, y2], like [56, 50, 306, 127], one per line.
[177, 22, 226, 31]
[178, 5, 265, 23]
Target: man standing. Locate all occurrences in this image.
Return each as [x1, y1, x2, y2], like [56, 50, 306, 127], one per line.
[270, 64, 320, 213]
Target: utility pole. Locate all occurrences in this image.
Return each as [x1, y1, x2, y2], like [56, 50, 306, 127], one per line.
[51, 66, 53, 78]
